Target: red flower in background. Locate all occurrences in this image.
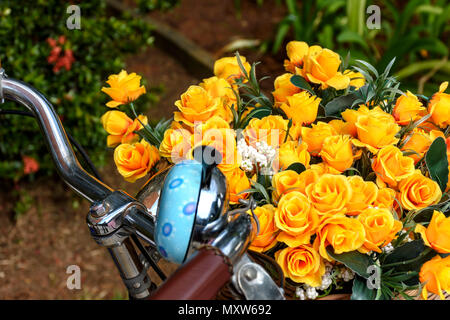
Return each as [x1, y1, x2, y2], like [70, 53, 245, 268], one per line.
[23, 156, 40, 175]
[47, 36, 75, 73]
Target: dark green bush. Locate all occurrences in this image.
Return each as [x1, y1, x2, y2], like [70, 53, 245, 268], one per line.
[0, 0, 156, 181]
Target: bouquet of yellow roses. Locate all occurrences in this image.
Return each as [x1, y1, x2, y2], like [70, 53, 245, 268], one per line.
[99, 41, 450, 300]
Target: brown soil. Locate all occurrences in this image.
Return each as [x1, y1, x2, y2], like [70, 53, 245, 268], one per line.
[0, 0, 287, 299]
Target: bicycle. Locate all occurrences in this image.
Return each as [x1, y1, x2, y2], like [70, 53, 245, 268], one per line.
[0, 67, 285, 300]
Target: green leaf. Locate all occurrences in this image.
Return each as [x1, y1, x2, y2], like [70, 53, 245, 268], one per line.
[351, 275, 376, 300]
[239, 106, 272, 128]
[323, 89, 364, 116]
[285, 162, 306, 174]
[326, 246, 371, 278]
[425, 137, 449, 192]
[290, 75, 314, 95]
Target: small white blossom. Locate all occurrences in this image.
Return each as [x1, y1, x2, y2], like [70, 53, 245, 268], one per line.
[305, 286, 319, 300]
[340, 268, 355, 282]
[382, 242, 394, 254]
[295, 287, 306, 300]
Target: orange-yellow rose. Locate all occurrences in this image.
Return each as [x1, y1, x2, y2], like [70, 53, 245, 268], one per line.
[275, 191, 319, 247]
[200, 76, 236, 123]
[223, 167, 250, 204]
[342, 105, 395, 139]
[101, 110, 148, 147]
[319, 135, 361, 172]
[214, 56, 251, 84]
[244, 115, 289, 148]
[372, 145, 415, 188]
[277, 141, 310, 170]
[314, 215, 366, 261]
[272, 73, 301, 104]
[280, 91, 321, 125]
[401, 128, 444, 164]
[305, 174, 352, 216]
[357, 207, 402, 253]
[283, 41, 309, 73]
[301, 121, 338, 156]
[248, 204, 279, 253]
[300, 46, 350, 90]
[392, 91, 426, 125]
[397, 170, 442, 211]
[428, 82, 450, 128]
[309, 162, 342, 175]
[159, 128, 192, 163]
[114, 139, 160, 183]
[174, 85, 221, 127]
[272, 170, 302, 203]
[328, 119, 354, 136]
[346, 176, 378, 216]
[374, 187, 396, 209]
[275, 244, 325, 287]
[415, 210, 450, 254]
[419, 255, 450, 300]
[101, 70, 146, 108]
[344, 70, 365, 89]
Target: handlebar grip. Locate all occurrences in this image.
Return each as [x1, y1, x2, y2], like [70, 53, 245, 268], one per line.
[149, 247, 232, 300]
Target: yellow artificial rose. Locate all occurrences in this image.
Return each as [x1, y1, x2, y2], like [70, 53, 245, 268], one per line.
[346, 176, 378, 216]
[271, 170, 302, 203]
[301, 121, 338, 156]
[352, 113, 400, 154]
[343, 70, 365, 89]
[419, 255, 450, 300]
[397, 170, 442, 211]
[314, 215, 366, 261]
[159, 128, 192, 163]
[248, 204, 279, 253]
[173, 85, 221, 127]
[223, 167, 250, 204]
[101, 110, 148, 147]
[305, 173, 352, 216]
[272, 73, 301, 104]
[415, 210, 450, 254]
[114, 139, 160, 183]
[401, 128, 444, 164]
[374, 187, 396, 210]
[309, 162, 342, 175]
[244, 115, 289, 148]
[101, 70, 146, 108]
[342, 105, 394, 139]
[328, 119, 354, 136]
[277, 141, 310, 170]
[214, 56, 251, 84]
[275, 191, 319, 247]
[301, 46, 350, 90]
[357, 207, 403, 253]
[371, 145, 415, 188]
[392, 91, 426, 126]
[280, 91, 321, 125]
[275, 244, 325, 287]
[283, 41, 309, 73]
[428, 82, 450, 128]
[200, 76, 236, 123]
[319, 135, 361, 172]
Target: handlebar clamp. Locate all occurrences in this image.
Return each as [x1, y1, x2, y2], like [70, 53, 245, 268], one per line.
[0, 68, 6, 103]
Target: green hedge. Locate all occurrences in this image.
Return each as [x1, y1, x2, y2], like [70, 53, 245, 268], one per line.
[0, 0, 155, 181]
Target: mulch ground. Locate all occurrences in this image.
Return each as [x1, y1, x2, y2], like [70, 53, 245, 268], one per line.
[0, 0, 287, 299]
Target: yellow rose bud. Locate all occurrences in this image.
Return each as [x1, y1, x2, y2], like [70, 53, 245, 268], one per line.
[278, 140, 310, 170]
[280, 91, 321, 126]
[101, 70, 146, 108]
[272, 73, 302, 104]
[113, 139, 160, 183]
[301, 46, 350, 90]
[415, 210, 450, 254]
[357, 207, 402, 253]
[346, 176, 378, 216]
[314, 215, 366, 261]
[214, 56, 251, 84]
[248, 204, 279, 253]
[319, 135, 360, 172]
[419, 255, 450, 300]
[372, 145, 415, 188]
[374, 187, 396, 209]
[159, 128, 192, 163]
[272, 170, 301, 203]
[275, 244, 325, 287]
[393, 91, 426, 125]
[283, 41, 309, 73]
[275, 191, 319, 247]
[428, 82, 450, 128]
[101, 111, 148, 148]
[223, 167, 250, 204]
[398, 170, 442, 211]
[301, 121, 338, 156]
[174, 85, 221, 127]
[401, 128, 445, 164]
[305, 174, 352, 216]
[244, 115, 289, 148]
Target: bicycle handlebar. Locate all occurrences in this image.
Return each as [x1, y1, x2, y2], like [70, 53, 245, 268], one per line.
[0, 73, 113, 203]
